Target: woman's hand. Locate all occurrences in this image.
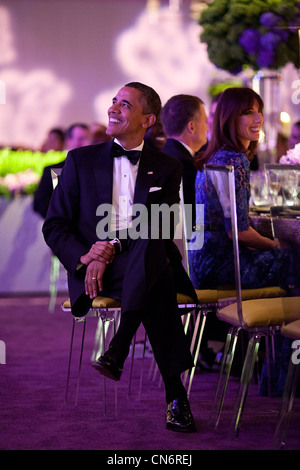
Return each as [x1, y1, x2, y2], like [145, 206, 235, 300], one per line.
[228, 227, 283, 251]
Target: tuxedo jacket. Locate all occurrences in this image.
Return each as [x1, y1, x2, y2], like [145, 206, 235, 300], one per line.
[42, 140, 196, 316]
[162, 138, 197, 227]
[33, 160, 66, 219]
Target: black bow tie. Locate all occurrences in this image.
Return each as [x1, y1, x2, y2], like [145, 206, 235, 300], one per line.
[111, 143, 141, 165]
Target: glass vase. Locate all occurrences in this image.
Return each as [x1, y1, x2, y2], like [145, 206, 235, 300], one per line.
[252, 69, 281, 165]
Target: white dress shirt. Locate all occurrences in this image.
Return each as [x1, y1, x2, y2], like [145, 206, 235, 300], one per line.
[178, 140, 194, 157]
[110, 138, 144, 232]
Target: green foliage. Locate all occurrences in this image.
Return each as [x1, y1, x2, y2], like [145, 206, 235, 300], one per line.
[199, 0, 300, 74]
[0, 148, 66, 197]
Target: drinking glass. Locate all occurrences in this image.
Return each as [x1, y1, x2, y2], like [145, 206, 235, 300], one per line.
[250, 172, 270, 206]
[268, 170, 282, 205]
[282, 170, 298, 206]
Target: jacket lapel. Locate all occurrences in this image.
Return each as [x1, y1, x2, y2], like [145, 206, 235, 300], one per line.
[133, 145, 154, 205]
[92, 142, 157, 206]
[93, 142, 114, 205]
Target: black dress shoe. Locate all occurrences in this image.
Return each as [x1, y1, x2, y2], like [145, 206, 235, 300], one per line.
[92, 355, 122, 381]
[166, 397, 196, 433]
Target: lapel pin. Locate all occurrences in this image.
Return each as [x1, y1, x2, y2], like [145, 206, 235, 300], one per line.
[147, 171, 153, 175]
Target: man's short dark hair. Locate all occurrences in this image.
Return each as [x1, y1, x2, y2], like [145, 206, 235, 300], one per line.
[65, 123, 89, 140]
[49, 127, 65, 143]
[161, 94, 204, 136]
[125, 82, 161, 119]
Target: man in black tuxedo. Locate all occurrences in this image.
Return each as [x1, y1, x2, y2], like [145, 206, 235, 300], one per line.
[33, 123, 90, 219]
[161, 94, 208, 228]
[43, 82, 196, 432]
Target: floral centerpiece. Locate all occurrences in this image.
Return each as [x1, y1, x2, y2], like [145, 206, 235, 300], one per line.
[0, 148, 66, 197]
[199, 0, 300, 74]
[280, 143, 300, 164]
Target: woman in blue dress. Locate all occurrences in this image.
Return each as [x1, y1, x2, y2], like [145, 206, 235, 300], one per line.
[189, 87, 292, 291]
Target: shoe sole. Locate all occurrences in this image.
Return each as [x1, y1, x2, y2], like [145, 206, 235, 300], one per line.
[166, 423, 196, 433]
[92, 362, 120, 381]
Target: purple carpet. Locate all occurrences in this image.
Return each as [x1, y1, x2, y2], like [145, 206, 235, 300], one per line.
[0, 295, 299, 453]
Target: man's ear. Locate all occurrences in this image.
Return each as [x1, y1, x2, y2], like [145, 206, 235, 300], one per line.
[143, 114, 156, 129]
[187, 120, 195, 134]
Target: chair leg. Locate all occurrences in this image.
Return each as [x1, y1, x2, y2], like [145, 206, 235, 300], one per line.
[128, 333, 137, 397]
[75, 318, 87, 406]
[183, 311, 193, 335]
[183, 310, 201, 387]
[64, 317, 88, 406]
[65, 317, 76, 403]
[138, 331, 148, 398]
[185, 311, 208, 397]
[265, 334, 277, 397]
[113, 316, 118, 417]
[148, 357, 159, 383]
[230, 333, 261, 438]
[273, 352, 300, 449]
[208, 325, 240, 429]
[101, 317, 110, 415]
[91, 318, 104, 361]
[128, 330, 148, 398]
[65, 310, 120, 411]
[101, 312, 119, 416]
[49, 255, 60, 313]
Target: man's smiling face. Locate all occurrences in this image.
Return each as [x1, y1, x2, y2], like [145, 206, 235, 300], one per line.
[106, 86, 154, 149]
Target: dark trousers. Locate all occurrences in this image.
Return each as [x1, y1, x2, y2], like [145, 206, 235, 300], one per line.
[102, 236, 193, 402]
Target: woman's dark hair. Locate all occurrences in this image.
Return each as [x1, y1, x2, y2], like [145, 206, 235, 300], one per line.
[205, 87, 264, 161]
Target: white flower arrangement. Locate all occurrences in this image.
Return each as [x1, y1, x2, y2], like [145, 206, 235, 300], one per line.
[279, 143, 300, 164]
[0, 148, 66, 197]
[0, 169, 40, 194]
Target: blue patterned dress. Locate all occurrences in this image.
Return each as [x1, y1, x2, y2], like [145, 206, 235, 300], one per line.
[188, 149, 292, 290]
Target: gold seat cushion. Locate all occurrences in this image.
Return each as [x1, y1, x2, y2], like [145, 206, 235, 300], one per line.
[281, 319, 300, 340]
[218, 296, 300, 329]
[177, 292, 197, 305]
[195, 289, 220, 304]
[238, 286, 286, 300]
[63, 293, 196, 310]
[62, 296, 121, 310]
[195, 286, 286, 305]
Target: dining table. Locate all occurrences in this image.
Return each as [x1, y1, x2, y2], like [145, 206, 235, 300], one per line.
[249, 205, 300, 246]
[249, 209, 273, 239]
[249, 205, 300, 326]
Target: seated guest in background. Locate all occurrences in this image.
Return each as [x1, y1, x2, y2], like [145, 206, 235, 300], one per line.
[161, 94, 212, 367]
[160, 94, 208, 229]
[43, 82, 197, 433]
[41, 127, 65, 152]
[189, 87, 294, 292]
[33, 122, 90, 219]
[89, 123, 112, 145]
[65, 122, 90, 150]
